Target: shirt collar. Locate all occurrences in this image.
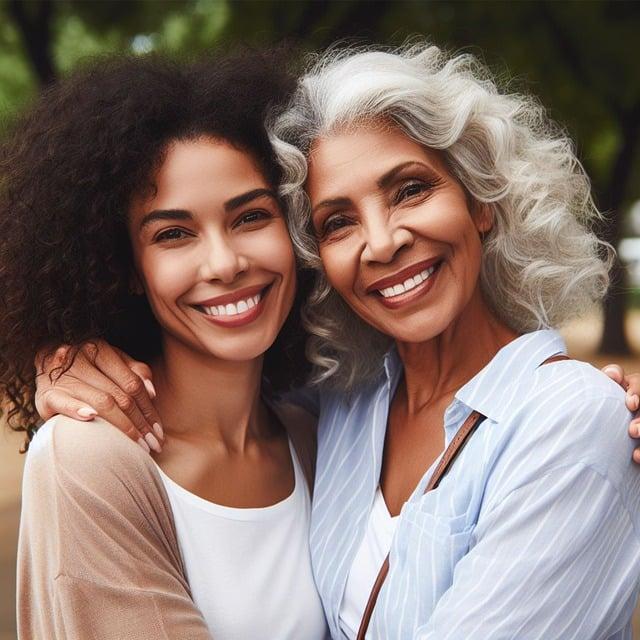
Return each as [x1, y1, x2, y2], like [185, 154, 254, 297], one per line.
[382, 329, 567, 423]
[454, 329, 567, 422]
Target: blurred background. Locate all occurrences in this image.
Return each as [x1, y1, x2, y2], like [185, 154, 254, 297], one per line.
[1, 0, 639, 638]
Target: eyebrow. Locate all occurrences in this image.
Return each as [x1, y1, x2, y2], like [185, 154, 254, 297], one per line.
[224, 188, 278, 212]
[311, 161, 437, 217]
[139, 188, 278, 230]
[139, 209, 192, 229]
[376, 161, 435, 190]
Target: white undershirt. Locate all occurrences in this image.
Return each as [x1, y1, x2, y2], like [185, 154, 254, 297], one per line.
[156, 440, 327, 640]
[339, 486, 399, 639]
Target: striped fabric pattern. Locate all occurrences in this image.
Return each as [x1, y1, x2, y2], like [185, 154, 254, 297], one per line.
[310, 330, 640, 639]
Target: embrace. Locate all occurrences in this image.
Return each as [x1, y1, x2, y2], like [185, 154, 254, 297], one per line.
[3, 43, 640, 639]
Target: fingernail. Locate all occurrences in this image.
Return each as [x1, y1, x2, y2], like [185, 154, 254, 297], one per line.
[152, 422, 164, 441]
[143, 379, 157, 399]
[77, 406, 98, 419]
[631, 395, 640, 411]
[137, 437, 151, 453]
[144, 432, 162, 453]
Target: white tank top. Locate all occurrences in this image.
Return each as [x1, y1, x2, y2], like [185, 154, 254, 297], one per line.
[156, 441, 327, 640]
[339, 486, 399, 639]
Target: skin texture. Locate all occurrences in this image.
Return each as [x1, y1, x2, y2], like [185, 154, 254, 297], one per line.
[126, 137, 298, 507]
[34, 130, 640, 461]
[306, 122, 527, 514]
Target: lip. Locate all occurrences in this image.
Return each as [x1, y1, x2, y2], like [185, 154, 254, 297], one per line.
[193, 283, 269, 307]
[375, 262, 441, 309]
[194, 284, 271, 328]
[365, 258, 442, 294]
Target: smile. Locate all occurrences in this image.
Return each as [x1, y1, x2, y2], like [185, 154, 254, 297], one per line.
[367, 259, 442, 309]
[201, 292, 262, 317]
[378, 264, 437, 298]
[191, 284, 271, 328]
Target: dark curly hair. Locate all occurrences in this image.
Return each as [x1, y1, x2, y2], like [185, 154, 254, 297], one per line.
[0, 49, 311, 449]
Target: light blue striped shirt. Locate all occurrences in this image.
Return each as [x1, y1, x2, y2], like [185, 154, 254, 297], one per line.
[307, 330, 640, 639]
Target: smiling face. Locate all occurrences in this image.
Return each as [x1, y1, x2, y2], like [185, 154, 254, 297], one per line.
[306, 123, 493, 344]
[128, 137, 296, 363]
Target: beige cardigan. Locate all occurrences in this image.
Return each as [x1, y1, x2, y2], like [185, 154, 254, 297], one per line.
[17, 406, 317, 640]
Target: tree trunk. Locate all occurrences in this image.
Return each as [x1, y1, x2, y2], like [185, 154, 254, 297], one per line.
[598, 105, 640, 354]
[8, 0, 56, 86]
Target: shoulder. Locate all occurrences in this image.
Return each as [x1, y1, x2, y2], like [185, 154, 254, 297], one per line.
[495, 358, 634, 493]
[25, 415, 159, 498]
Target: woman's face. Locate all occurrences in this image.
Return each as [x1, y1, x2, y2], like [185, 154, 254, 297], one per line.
[128, 137, 296, 362]
[306, 123, 492, 344]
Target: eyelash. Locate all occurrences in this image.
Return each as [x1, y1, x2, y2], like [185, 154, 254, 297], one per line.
[153, 210, 273, 244]
[317, 178, 441, 240]
[392, 178, 441, 205]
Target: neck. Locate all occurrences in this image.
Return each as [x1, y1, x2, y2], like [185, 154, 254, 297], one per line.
[151, 335, 268, 452]
[396, 288, 518, 414]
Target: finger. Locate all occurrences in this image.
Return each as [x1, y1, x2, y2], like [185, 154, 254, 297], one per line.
[79, 384, 158, 452]
[114, 348, 155, 395]
[626, 393, 640, 413]
[79, 344, 163, 441]
[35, 387, 98, 423]
[37, 384, 150, 453]
[602, 364, 625, 386]
[624, 373, 640, 402]
[633, 448, 640, 465]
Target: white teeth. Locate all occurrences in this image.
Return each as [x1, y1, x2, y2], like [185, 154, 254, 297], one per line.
[200, 291, 263, 317]
[378, 265, 437, 298]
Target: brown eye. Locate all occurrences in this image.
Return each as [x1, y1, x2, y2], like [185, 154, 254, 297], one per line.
[234, 210, 272, 228]
[319, 213, 353, 239]
[155, 227, 189, 243]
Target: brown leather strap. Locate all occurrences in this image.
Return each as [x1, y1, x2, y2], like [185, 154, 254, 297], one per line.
[355, 353, 570, 640]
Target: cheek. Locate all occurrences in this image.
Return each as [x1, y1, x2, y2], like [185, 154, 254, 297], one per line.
[139, 250, 195, 304]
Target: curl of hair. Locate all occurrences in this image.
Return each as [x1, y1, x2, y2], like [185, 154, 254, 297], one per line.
[269, 42, 611, 391]
[0, 49, 309, 449]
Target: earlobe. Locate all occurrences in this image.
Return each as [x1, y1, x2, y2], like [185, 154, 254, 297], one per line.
[474, 203, 494, 236]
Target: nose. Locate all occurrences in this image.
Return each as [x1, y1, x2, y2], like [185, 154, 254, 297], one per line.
[361, 209, 413, 264]
[198, 234, 249, 284]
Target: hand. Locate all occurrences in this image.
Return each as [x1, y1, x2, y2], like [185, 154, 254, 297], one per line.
[35, 341, 164, 453]
[602, 364, 640, 462]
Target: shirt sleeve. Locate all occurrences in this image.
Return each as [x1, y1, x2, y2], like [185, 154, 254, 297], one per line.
[17, 416, 213, 640]
[415, 412, 640, 639]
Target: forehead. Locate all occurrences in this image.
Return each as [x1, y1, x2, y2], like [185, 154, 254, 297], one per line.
[306, 123, 447, 200]
[132, 137, 268, 214]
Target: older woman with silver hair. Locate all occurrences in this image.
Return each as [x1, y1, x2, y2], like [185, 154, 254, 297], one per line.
[269, 44, 640, 638]
[33, 43, 640, 639]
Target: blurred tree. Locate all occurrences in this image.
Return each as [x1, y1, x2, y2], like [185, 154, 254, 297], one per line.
[1, 0, 637, 353]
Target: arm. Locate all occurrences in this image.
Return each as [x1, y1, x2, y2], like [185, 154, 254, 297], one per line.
[415, 397, 640, 639]
[17, 416, 212, 640]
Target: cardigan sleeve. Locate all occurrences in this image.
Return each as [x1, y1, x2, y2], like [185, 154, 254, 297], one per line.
[17, 416, 213, 640]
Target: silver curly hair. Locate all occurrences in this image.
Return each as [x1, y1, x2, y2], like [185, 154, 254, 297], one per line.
[269, 43, 611, 390]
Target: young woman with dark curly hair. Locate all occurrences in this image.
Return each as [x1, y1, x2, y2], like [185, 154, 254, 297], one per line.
[1, 53, 327, 639]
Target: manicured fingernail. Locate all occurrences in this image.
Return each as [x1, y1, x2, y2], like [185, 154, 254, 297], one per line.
[144, 432, 162, 453]
[152, 422, 164, 441]
[630, 394, 639, 411]
[77, 406, 98, 419]
[143, 379, 157, 399]
[137, 437, 151, 453]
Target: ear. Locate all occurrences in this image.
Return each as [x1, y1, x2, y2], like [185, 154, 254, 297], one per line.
[473, 203, 494, 235]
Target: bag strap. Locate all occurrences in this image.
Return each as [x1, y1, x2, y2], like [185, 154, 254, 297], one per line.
[356, 353, 570, 640]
